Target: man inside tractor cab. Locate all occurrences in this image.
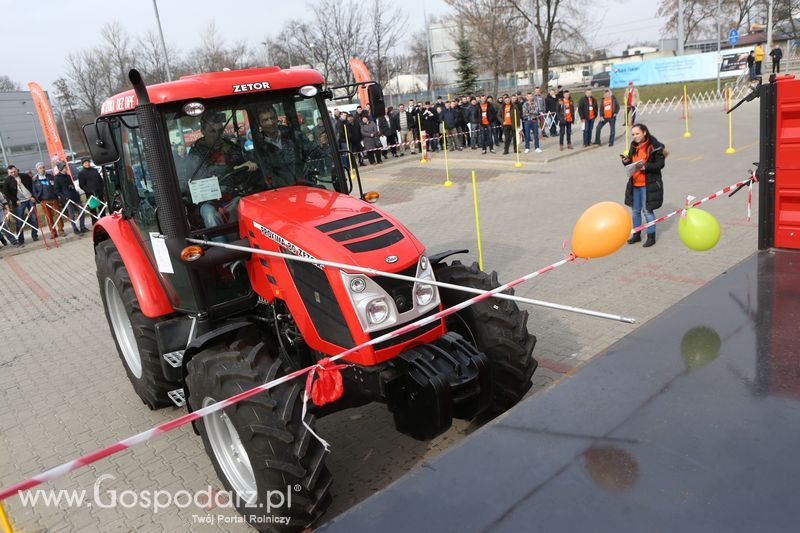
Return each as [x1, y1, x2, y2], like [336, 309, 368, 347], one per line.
[186, 112, 259, 235]
[254, 105, 324, 187]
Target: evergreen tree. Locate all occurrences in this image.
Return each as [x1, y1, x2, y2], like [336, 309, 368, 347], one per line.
[455, 28, 478, 94]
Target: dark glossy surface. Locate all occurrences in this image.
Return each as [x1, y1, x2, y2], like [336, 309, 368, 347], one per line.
[320, 251, 800, 532]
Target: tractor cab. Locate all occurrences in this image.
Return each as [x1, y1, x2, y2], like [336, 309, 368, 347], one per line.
[87, 68, 372, 317]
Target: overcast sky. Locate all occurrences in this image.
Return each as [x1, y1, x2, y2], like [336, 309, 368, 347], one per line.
[1, 0, 665, 92]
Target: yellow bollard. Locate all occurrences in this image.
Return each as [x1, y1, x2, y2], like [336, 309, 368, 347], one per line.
[417, 113, 428, 164]
[471, 170, 484, 271]
[342, 123, 357, 181]
[441, 122, 453, 187]
[513, 109, 522, 168]
[683, 84, 692, 138]
[726, 88, 736, 154]
[0, 501, 13, 533]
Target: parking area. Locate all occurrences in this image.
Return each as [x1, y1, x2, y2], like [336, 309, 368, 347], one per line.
[0, 102, 762, 531]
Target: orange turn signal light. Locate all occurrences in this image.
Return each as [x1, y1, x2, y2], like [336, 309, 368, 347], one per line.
[180, 245, 204, 261]
[363, 191, 380, 203]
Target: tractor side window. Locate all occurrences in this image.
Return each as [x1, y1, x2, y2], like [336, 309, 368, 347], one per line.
[112, 115, 158, 233]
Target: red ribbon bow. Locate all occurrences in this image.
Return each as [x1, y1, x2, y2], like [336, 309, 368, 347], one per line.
[305, 357, 348, 407]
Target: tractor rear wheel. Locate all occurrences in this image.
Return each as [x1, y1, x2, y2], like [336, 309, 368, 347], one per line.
[96, 240, 176, 409]
[185, 337, 332, 532]
[434, 260, 537, 413]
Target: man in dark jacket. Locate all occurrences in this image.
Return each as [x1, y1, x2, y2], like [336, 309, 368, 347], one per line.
[54, 161, 87, 235]
[421, 102, 439, 152]
[77, 158, 105, 224]
[466, 97, 480, 149]
[622, 125, 666, 248]
[578, 89, 599, 148]
[441, 102, 462, 150]
[477, 95, 496, 154]
[338, 114, 365, 167]
[378, 109, 398, 157]
[770, 45, 783, 74]
[4, 164, 39, 244]
[545, 88, 558, 137]
[32, 162, 63, 238]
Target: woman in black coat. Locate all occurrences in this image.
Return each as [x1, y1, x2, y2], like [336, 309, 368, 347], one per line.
[621, 123, 667, 247]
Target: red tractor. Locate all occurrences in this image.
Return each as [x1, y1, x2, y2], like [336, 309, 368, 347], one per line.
[84, 67, 537, 530]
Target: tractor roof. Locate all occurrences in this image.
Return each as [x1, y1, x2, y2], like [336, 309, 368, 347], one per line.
[100, 67, 325, 116]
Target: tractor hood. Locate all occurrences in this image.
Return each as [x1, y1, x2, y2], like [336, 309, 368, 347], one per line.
[238, 187, 425, 271]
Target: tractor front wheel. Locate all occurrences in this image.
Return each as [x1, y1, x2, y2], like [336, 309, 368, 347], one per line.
[96, 240, 177, 409]
[435, 260, 538, 413]
[185, 338, 332, 532]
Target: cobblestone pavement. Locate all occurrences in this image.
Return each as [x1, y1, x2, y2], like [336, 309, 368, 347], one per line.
[0, 103, 761, 531]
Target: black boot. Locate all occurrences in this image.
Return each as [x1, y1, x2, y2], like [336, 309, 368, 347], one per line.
[643, 232, 656, 247]
[627, 231, 642, 244]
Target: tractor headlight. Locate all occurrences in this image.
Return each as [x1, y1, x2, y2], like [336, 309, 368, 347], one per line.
[366, 298, 390, 324]
[414, 283, 434, 306]
[349, 277, 367, 293]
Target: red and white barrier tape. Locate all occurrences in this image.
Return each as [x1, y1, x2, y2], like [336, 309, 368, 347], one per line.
[632, 171, 757, 233]
[0, 253, 574, 502]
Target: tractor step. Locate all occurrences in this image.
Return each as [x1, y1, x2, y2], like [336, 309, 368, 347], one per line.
[163, 350, 184, 368]
[167, 388, 186, 407]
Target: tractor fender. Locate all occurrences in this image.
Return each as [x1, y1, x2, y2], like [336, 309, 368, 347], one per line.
[181, 321, 257, 380]
[180, 320, 256, 432]
[93, 216, 175, 318]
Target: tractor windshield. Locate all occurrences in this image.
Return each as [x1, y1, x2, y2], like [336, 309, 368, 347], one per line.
[165, 92, 339, 233]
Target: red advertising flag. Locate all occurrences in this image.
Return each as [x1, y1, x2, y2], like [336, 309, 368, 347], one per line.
[348, 58, 373, 108]
[27, 82, 72, 179]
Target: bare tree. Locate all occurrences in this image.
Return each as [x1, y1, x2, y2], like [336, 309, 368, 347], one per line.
[368, 0, 407, 84]
[185, 21, 253, 72]
[0, 75, 19, 91]
[100, 21, 136, 94]
[445, 0, 519, 92]
[65, 49, 108, 117]
[53, 77, 89, 152]
[657, 0, 717, 45]
[136, 30, 175, 84]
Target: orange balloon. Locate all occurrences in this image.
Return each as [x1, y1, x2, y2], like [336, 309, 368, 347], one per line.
[571, 202, 632, 259]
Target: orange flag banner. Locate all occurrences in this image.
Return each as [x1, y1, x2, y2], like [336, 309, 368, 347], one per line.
[28, 82, 71, 178]
[347, 58, 373, 108]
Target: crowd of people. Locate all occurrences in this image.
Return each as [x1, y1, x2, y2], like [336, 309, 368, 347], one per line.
[0, 159, 104, 248]
[329, 84, 641, 163]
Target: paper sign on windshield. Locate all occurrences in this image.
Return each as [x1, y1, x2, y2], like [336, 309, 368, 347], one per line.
[189, 176, 222, 204]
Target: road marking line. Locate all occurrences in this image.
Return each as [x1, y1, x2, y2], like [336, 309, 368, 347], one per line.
[6, 256, 51, 302]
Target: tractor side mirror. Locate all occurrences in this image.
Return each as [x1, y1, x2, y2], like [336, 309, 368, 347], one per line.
[82, 120, 120, 165]
[368, 83, 386, 119]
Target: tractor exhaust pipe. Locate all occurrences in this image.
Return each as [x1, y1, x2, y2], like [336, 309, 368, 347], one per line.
[129, 69, 151, 105]
[128, 68, 186, 238]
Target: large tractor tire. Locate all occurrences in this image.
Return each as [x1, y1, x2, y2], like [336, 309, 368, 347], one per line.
[96, 240, 177, 409]
[434, 260, 537, 413]
[185, 338, 332, 532]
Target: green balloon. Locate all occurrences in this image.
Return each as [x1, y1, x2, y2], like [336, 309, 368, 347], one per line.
[678, 208, 721, 251]
[681, 326, 722, 371]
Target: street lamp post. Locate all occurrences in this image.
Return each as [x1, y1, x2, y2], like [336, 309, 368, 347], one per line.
[52, 95, 75, 161]
[25, 111, 44, 164]
[151, 0, 173, 81]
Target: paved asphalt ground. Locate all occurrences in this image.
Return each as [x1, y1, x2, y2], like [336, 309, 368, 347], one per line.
[0, 101, 762, 531]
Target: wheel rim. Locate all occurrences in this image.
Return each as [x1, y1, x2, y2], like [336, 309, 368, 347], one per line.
[203, 397, 257, 503]
[105, 278, 142, 379]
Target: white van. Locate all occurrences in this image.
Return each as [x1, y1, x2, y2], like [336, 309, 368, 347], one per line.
[548, 68, 592, 89]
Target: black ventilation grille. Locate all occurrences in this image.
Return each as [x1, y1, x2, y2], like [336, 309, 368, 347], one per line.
[372, 264, 417, 314]
[344, 229, 404, 253]
[329, 219, 393, 242]
[316, 211, 381, 232]
[285, 259, 355, 349]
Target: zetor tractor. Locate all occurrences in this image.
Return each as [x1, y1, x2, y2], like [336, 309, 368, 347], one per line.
[85, 67, 537, 530]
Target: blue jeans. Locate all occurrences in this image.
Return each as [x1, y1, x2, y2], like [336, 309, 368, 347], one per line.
[582, 118, 595, 146]
[200, 198, 240, 243]
[559, 122, 572, 145]
[14, 200, 39, 242]
[632, 186, 656, 234]
[595, 116, 616, 145]
[522, 119, 540, 149]
[479, 124, 493, 150]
